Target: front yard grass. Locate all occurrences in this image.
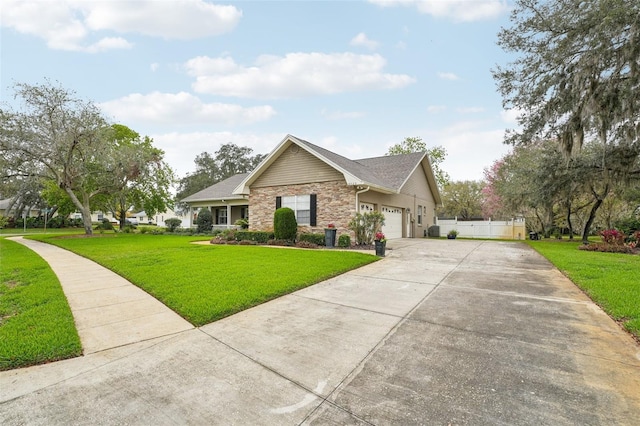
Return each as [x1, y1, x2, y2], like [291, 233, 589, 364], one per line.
[527, 240, 640, 340]
[0, 238, 82, 370]
[33, 234, 378, 326]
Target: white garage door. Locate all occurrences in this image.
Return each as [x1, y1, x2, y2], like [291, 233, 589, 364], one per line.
[381, 206, 403, 239]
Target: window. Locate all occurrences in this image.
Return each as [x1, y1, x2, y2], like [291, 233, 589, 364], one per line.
[282, 195, 310, 224]
[417, 205, 423, 225]
[217, 208, 227, 225]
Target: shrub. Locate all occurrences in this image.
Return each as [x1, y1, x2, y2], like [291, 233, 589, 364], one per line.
[210, 236, 226, 244]
[578, 243, 635, 254]
[348, 211, 385, 245]
[234, 218, 249, 229]
[296, 241, 318, 249]
[299, 233, 325, 246]
[221, 229, 237, 241]
[236, 231, 274, 244]
[274, 207, 297, 241]
[614, 216, 640, 236]
[165, 218, 182, 232]
[600, 229, 625, 245]
[95, 219, 114, 231]
[338, 234, 351, 248]
[267, 239, 293, 246]
[122, 225, 136, 234]
[47, 216, 66, 228]
[196, 209, 213, 233]
[0, 215, 10, 228]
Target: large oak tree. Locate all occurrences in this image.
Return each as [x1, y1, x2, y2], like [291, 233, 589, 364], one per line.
[0, 81, 173, 234]
[493, 0, 640, 241]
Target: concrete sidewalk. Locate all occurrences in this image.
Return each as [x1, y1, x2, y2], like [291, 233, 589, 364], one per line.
[6, 237, 193, 354]
[1, 238, 639, 425]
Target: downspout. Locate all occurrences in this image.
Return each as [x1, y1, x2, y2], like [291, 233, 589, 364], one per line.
[355, 186, 370, 213]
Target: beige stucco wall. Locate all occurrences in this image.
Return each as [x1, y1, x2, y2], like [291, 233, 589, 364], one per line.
[360, 165, 436, 238]
[249, 181, 356, 237]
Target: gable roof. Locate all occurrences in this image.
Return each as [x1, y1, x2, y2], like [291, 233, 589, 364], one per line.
[234, 135, 441, 204]
[181, 173, 249, 203]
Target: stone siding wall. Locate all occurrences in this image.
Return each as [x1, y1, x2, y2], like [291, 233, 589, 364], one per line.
[249, 181, 356, 238]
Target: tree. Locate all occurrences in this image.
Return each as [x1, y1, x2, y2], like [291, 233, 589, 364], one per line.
[439, 180, 485, 220]
[493, 0, 640, 239]
[0, 81, 115, 234]
[176, 143, 266, 202]
[95, 124, 175, 230]
[386, 136, 450, 188]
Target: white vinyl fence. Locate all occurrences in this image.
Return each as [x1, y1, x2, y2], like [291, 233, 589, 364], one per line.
[435, 217, 526, 240]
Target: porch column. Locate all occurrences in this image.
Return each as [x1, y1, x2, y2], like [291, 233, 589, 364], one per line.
[227, 204, 232, 229]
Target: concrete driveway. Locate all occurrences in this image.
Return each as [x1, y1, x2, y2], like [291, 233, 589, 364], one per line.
[1, 239, 639, 425]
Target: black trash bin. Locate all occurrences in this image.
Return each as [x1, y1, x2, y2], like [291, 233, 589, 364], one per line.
[324, 228, 337, 247]
[529, 232, 538, 240]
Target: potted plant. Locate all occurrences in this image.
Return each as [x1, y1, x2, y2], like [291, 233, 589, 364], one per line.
[447, 229, 458, 239]
[324, 223, 337, 248]
[374, 231, 386, 256]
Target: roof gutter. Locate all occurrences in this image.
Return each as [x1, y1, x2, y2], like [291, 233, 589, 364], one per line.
[355, 186, 370, 213]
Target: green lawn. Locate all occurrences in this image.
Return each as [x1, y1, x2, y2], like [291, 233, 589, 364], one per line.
[33, 234, 378, 326]
[0, 238, 82, 371]
[527, 240, 640, 339]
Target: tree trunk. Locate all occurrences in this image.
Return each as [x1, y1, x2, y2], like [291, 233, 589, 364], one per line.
[64, 187, 93, 235]
[581, 183, 610, 244]
[582, 199, 603, 244]
[565, 199, 574, 240]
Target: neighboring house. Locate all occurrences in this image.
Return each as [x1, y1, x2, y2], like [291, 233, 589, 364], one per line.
[130, 209, 189, 228]
[87, 209, 188, 228]
[181, 135, 442, 239]
[180, 173, 250, 229]
[0, 198, 41, 218]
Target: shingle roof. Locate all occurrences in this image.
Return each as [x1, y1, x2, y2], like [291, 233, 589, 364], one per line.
[293, 136, 427, 192]
[233, 134, 441, 204]
[355, 151, 427, 192]
[181, 173, 249, 202]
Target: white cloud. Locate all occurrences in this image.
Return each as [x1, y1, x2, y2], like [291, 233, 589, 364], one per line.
[152, 131, 283, 177]
[0, 0, 241, 52]
[438, 72, 459, 81]
[457, 107, 485, 113]
[500, 108, 523, 125]
[423, 121, 511, 181]
[150, 63, 159, 72]
[427, 105, 447, 113]
[368, 0, 508, 22]
[321, 109, 366, 120]
[99, 92, 276, 126]
[186, 53, 415, 99]
[350, 32, 379, 50]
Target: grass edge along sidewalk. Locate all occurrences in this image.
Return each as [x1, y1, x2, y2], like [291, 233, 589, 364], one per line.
[527, 240, 640, 341]
[30, 234, 379, 327]
[0, 238, 82, 371]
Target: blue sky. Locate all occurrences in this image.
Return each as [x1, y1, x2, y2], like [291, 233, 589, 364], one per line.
[1, 0, 517, 182]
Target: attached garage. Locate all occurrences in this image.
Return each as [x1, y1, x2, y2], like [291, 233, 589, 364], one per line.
[381, 206, 403, 239]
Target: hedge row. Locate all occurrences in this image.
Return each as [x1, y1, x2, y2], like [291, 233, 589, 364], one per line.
[235, 231, 275, 244]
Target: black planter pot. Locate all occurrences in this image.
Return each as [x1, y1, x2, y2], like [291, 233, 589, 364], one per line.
[375, 240, 386, 256]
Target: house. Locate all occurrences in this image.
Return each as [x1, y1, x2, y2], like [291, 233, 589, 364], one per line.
[0, 198, 41, 219]
[86, 208, 188, 228]
[181, 135, 442, 239]
[180, 173, 250, 229]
